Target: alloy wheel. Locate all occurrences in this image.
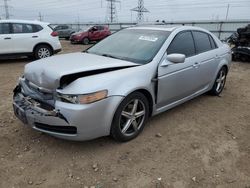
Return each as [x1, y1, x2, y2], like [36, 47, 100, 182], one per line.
[119, 99, 146, 137]
[215, 69, 226, 93]
[38, 48, 51, 59]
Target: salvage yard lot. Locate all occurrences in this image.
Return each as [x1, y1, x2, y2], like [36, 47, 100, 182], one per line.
[0, 40, 250, 188]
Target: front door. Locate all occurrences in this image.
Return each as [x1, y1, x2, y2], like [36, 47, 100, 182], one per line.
[0, 23, 13, 54]
[157, 31, 202, 109]
[88, 26, 101, 41]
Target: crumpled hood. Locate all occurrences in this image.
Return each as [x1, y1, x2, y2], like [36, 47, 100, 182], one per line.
[24, 52, 137, 90]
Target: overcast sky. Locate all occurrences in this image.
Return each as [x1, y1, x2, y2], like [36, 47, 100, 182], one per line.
[1, 0, 250, 23]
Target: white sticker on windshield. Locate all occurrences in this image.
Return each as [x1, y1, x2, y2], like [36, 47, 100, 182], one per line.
[139, 36, 158, 42]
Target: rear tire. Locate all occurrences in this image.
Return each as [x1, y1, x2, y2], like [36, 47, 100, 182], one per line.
[209, 67, 227, 96]
[34, 44, 52, 59]
[111, 92, 149, 142]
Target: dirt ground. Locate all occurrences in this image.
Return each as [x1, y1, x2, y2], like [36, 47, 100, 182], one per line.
[0, 40, 250, 188]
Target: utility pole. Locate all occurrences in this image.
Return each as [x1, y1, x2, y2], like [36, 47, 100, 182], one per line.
[105, 0, 120, 23]
[38, 12, 43, 21]
[3, 0, 10, 19]
[225, 4, 230, 20]
[131, 0, 149, 23]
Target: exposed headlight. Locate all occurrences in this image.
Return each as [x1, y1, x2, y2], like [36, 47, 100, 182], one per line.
[57, 90, 108, 104]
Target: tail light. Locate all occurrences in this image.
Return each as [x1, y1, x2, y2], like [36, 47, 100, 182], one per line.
[51, 31, 58, 37]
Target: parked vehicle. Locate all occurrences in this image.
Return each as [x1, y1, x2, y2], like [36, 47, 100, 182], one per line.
[54, 25, 75, 40]
[0, 19, 62, 59]
[70, 25, 111, 45]
[226, 24, 250, 62]
[13, 25, 231, 142]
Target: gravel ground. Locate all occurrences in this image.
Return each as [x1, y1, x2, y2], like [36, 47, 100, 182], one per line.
[0, 40, 250, 188]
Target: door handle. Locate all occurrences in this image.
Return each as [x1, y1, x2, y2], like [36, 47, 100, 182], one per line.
[193, 62, 200, 68]
[215, 55, 220, 59]
[4, 37, 11, 40]
[32, 36, 38, 38]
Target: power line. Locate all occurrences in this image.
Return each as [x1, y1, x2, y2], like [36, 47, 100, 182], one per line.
[106, 0, 120, 23]
[131, 0, 149, 22]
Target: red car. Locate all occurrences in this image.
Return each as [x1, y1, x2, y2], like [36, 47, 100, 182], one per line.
[70, 25, 111, 45]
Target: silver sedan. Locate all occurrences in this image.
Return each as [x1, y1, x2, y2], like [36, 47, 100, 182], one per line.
[13, 25, 231, 142]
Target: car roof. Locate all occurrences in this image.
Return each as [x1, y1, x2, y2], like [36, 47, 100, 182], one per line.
[128, 24, 179, 31]
[128, 24, 210, 33]
[0, 19, 50, 26]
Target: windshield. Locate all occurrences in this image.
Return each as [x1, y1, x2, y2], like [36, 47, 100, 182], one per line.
[80, 26, 92, 32]
[87, 29, 170, 64]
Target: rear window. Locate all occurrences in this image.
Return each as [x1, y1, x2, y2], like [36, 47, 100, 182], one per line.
[192, 31, 212, 53]
[209, 35, 218, 49]
[0, 23, 10, 34]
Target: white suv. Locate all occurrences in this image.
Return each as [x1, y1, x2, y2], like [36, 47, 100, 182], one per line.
[0, 19, 62, 59]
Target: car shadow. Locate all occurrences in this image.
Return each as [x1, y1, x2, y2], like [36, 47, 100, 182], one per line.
[0, 57, 31, 64]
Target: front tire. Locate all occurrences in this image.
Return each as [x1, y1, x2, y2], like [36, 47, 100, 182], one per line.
[82, 37, 90, 45]
[34, 44, 52, 59]
[111, 92, 149, 142]
[209, 67, 227, 96]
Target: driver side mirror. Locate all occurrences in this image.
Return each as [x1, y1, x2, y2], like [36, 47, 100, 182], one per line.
[161, 53, 186, 67]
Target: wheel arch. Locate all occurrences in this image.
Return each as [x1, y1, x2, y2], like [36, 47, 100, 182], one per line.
[221, 64, 229, 74]
[135, 89, 154, 117]
[119, 89, 154, 117]
[33, 43, 54, 55]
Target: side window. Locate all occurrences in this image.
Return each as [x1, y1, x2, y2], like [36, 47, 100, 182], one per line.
[92, 26, 98, 31]
[61, 25, 68, 30]
[32, 24, 43, 32]
[167, 31, 196, 57]
[192, 31, 212, 53]
[0, 23, 10, 34]
[55, 26, 61, 30]
[12, 23, 33, 34]
[209, 35, 218, 49]
[98, 26, 104, 30]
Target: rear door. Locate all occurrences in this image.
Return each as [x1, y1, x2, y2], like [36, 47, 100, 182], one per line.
[10, 23, 42, 53]
[157, 31, 202, 108]
[0, 23, 13, 54]
[192, 31, 219, 88]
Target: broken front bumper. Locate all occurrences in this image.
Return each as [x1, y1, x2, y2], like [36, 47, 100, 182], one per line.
[13, 85, 124, 141]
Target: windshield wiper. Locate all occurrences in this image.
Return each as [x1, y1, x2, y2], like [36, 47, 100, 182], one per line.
[101, 54, 118, 59]
[101, 54, 131, 62]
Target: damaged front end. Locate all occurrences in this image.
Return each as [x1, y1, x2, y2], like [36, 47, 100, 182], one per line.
[13, 77, 77, 135]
